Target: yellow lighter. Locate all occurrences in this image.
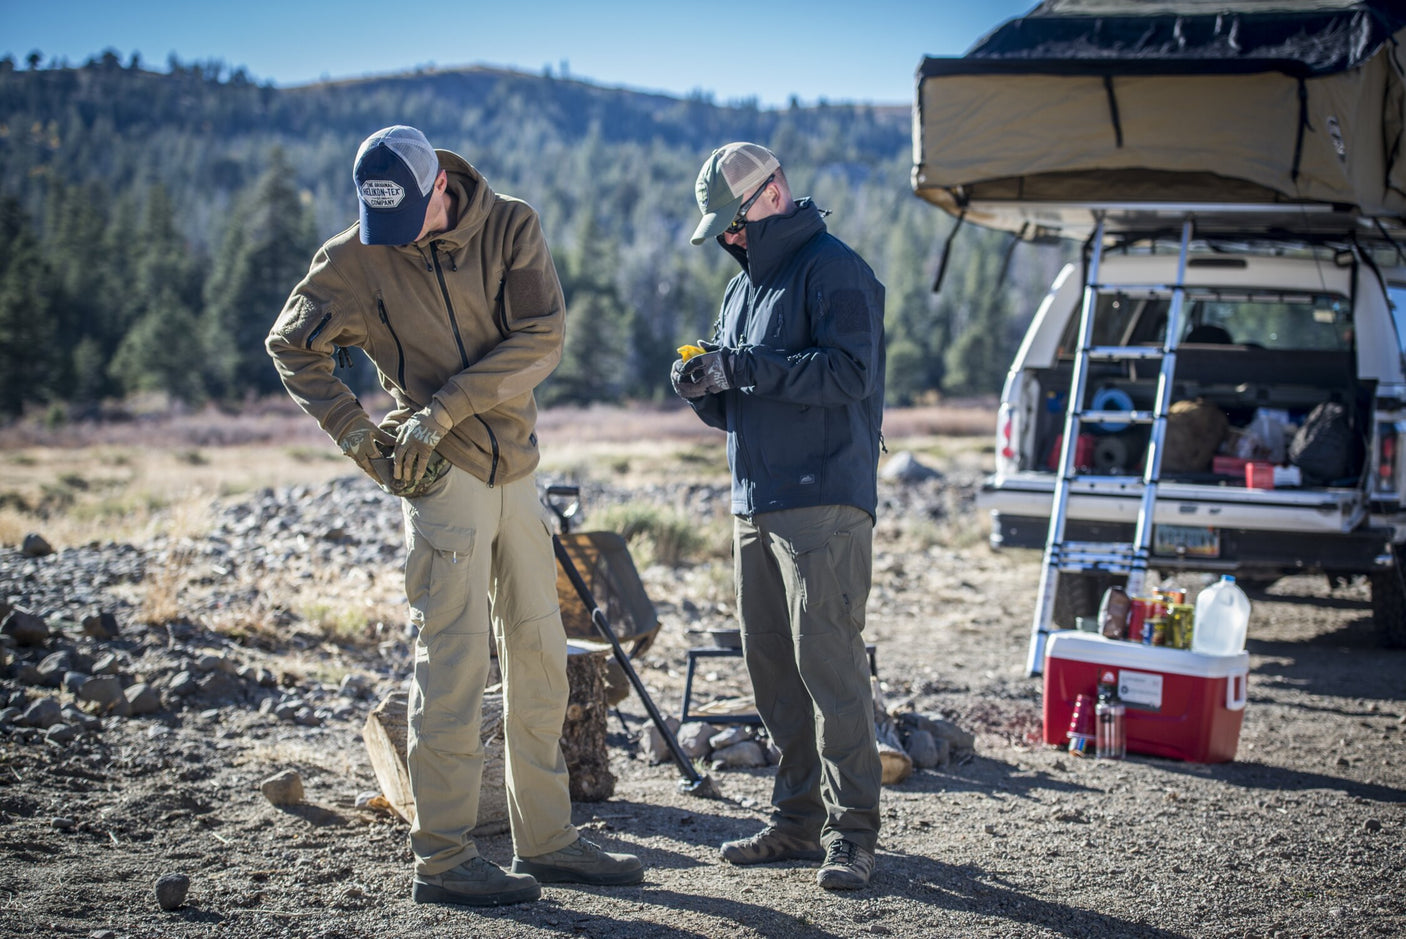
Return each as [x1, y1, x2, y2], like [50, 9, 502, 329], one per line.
[677, 344, 706, 362]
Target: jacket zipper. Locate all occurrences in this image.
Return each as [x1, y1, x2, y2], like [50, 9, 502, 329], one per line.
[431, 242, 472, 370]
[431, 241, 499, 486]
[493, 276, 509, 340]
[376, 297, 407, 389]
[475, 415, 500, 487]
[305, 313, 332, 349]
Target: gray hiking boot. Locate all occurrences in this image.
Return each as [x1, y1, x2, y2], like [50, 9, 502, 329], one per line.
[720, 826, 825, 865]
[511, 837, 644, 885]
[816, 838, 875, 890]
[411, 855, 541, 906]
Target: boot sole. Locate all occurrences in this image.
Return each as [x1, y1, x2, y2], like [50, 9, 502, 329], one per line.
[411, 879, 541, 906]
[510, 859, 645, 886]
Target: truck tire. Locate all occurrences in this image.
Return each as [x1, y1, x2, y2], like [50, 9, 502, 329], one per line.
[1052, 571, 1124, 628]
[1370, 565, 1406, 648]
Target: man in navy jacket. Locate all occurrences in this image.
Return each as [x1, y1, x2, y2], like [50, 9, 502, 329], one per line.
[673, 142, 886, 890]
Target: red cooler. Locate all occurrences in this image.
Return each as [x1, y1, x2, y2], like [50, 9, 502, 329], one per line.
[1042, 632, 1249, 763]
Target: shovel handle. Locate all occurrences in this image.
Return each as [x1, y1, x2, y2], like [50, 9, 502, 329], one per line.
[552, 535, 704, 786]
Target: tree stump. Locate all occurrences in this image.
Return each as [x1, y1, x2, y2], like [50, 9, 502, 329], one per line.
[361, 648, 615, 832]
[563, 648, 615, 801]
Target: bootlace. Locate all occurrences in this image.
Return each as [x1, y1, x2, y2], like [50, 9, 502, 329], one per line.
[825, 840, 857, 867]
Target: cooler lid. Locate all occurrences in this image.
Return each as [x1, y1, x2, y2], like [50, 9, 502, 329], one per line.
[1045, 631, 1249, 678]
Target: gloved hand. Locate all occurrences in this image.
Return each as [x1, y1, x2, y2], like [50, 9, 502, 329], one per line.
[338, 420, 396, 485]
[395, 406, 452, 488]
[674, 350, 733, 398]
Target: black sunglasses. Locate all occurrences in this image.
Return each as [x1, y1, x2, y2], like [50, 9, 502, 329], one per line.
[724, 173, 776, 235]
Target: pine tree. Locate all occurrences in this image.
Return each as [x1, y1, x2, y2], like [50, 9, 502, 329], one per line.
[202, 148, 318, 401]
[0, 198, 58, 416]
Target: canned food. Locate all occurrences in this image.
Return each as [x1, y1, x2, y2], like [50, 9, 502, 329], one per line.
[1167, 602, 1194, 649]
[1147, 615, 1167, 646]
[1128, 596, 1166, 642]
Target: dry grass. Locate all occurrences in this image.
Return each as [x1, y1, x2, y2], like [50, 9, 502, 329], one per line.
[1, 402, 997, 645]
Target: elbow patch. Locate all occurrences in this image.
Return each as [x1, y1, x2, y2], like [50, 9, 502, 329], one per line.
[506, 269, 550, 316]
[273, 295, 323, 344]
[829, 289, 870, 335]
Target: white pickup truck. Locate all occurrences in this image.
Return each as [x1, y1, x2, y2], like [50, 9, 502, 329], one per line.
[979, 246, 1406, 646]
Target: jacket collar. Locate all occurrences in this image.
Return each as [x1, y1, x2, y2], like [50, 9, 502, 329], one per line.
[406, 149, 494, 252]
[719, 198, 826, 280]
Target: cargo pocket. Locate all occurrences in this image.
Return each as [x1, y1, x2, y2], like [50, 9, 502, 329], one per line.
[404, 517, 480, 641]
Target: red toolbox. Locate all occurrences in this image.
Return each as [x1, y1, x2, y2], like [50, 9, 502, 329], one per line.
[1043, 633, 1249, 763]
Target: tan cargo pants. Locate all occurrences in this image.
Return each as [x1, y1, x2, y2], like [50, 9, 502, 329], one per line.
[735, 504, 882, 852]
[401, 467, 577, 875]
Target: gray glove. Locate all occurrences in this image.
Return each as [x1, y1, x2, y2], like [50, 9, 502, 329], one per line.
[674, 350, 733, 398]
[395, 407, 451, 488]
[338, 420, 397, 485]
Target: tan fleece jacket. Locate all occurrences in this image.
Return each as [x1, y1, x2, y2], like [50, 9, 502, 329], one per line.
[266, 150, 565, 487]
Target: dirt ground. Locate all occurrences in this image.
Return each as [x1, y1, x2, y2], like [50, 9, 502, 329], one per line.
[1, 436, 1403, 939]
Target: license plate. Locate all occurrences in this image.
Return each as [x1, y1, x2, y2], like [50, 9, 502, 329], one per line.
[1153, 524, 1220, 558]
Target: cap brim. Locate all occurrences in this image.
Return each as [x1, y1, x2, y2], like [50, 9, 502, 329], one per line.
[690, 197, 743, 246]
[359, 188, 432, 246]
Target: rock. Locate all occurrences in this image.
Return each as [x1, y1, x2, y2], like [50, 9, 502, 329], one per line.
[3, 609, 50, 647]
[677, 721, 718, 760]
[708, 725, 751, 750]
[20, 532, 54, 557]
[154, 872, 190, 911]
[339, 673, 370, 698]
[904, 728, 943, 769]
[20, 697, 62, 729]
[195, 671, 244, 705]
[637, 717, 682, 765]
[51, 816, 75, 831]
[61, 670, 90, 694]
[880, 451, 941, 483]
[124, 682, 162, 716]
[898, 712, 975, 753]
[81, 611, 120, 640]
[0, 707, 20, 727]
[91, 653, 122, 675]
[35, 651, 74, 687]
[167, 671, 197, 697]
[260, 769, 304, 806]
[710, 740, 767, 769]
[45, 722, 77, 745]
[77, 675, 127, 714]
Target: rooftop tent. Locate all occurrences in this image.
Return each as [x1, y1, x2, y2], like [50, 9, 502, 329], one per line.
[912, 0, 1406, 240]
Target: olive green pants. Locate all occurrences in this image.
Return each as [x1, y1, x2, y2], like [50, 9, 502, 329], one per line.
[402, 468, 577, 875]
[735, 504, 881, 852]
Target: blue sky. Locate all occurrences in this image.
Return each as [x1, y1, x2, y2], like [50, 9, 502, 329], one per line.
[2, 0, 1037, 107]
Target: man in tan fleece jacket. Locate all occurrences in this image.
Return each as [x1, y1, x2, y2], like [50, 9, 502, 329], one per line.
[266, 125, 642, 907]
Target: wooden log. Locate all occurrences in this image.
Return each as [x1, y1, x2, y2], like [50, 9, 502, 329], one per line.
[361, 649, 615, 832]
[871, 678, 913, 786]
[362, 688, 510, 836]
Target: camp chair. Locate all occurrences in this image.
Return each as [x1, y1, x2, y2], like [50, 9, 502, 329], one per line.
[546, 486, 659, 658]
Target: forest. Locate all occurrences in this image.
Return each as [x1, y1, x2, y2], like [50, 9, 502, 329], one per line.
[0, 50, 1070, 421]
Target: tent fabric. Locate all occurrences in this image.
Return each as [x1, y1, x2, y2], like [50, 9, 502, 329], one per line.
[912, 0, 1406, 239]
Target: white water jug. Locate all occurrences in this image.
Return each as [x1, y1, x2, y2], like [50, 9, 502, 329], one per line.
[1192, 575, 1251, 655]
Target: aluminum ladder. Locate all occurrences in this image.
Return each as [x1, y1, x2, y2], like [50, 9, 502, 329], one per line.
[1025, 216, 1195, 676]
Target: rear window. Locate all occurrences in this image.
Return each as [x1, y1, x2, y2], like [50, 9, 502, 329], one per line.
[1060, 290, 1354, 353]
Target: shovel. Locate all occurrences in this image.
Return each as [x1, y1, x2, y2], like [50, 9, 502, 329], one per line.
[547, 488, 718, 798]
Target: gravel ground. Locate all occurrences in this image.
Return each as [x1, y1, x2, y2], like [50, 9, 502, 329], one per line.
[0, 453, 1402, 939]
